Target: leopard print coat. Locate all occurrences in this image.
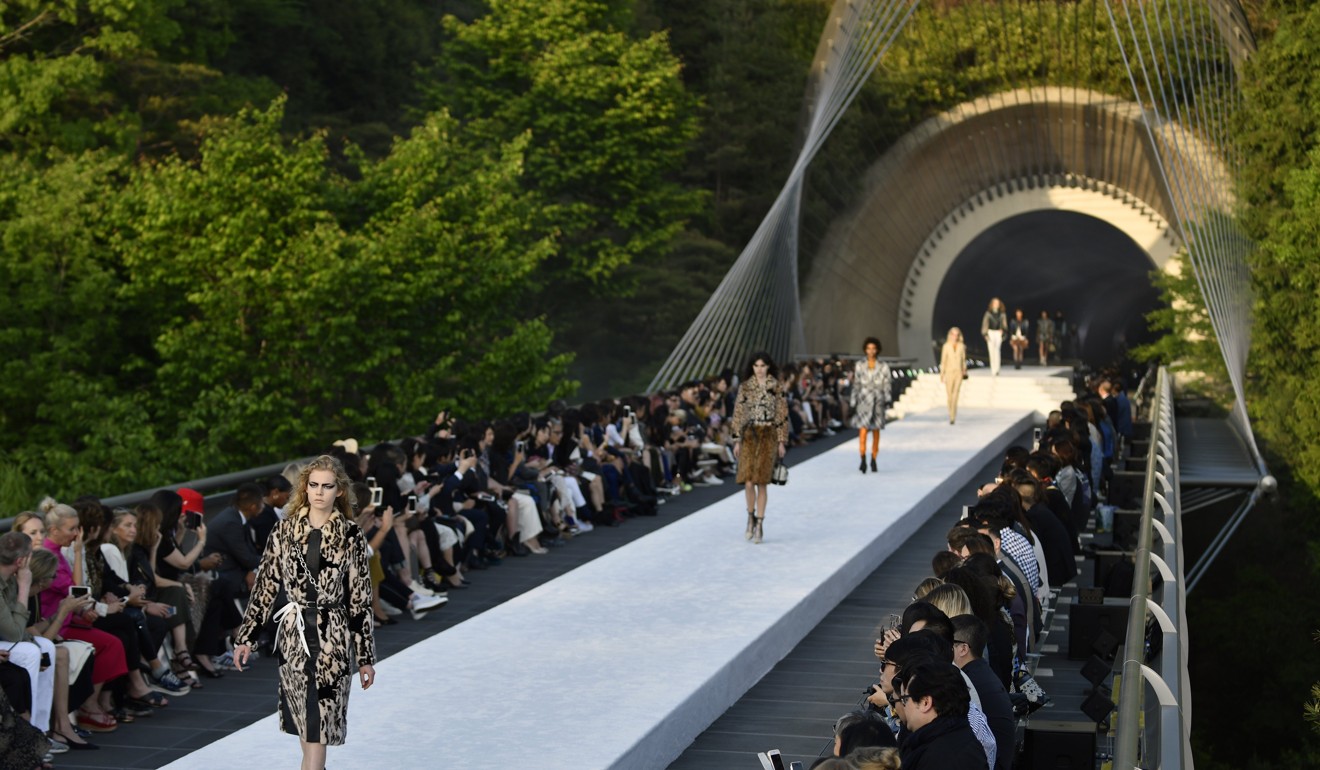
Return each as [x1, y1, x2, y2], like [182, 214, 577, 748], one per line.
[235, 509, 375, 745]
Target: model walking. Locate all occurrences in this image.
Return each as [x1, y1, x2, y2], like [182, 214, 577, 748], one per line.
[1037, 310, 1055, 366]
[981, 298, 1008, 376]
[850, 337, 892, 474]
[940, 327, 968, 424]
[731, 352, 789, 544]
[1008, 308, 1030, 369]
[234, 455, 375, 770]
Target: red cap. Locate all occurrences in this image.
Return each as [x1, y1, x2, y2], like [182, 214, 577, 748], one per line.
[178, 488, 205, 515]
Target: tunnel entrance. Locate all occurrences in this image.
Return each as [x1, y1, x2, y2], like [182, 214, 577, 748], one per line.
[930, 210, 1163, 368]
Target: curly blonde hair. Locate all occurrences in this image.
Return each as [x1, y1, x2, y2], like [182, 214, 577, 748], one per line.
[284, 455, 357, 520]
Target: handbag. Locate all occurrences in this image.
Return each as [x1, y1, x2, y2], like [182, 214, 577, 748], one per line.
[771, 460, 789, 486]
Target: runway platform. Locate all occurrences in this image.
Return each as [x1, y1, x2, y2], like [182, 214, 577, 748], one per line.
[162, 407, 1033, 770]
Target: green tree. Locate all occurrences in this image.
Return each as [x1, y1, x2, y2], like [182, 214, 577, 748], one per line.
[113, 99, 575, 474]
[426, 0, 703, 295]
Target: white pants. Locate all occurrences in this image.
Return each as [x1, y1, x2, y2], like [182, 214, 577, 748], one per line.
[986, 329, 1004, 375]
[511, 492, 543, 543]
[549, 474, 586, 510]
[8, 637, 56, 731]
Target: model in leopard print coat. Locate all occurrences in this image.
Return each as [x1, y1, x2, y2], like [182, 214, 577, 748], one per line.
[234, 456, 375, 752]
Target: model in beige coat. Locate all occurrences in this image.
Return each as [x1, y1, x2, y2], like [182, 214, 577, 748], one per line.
[939, 328, 968, 424]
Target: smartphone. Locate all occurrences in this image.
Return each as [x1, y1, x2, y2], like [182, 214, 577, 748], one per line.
[370, 486, 383, 507]
[185, 511, 202, 529]
[1033, 427, 1042, 442]
[69, 585, 90, 598]
[580, 471, 598, 482]
[624, 405, 634, 416]
[960, 505, 972, 520]
[767, 750, 787, 770]
[516, 440, 527, 453]
[884, 613, 902, 633]
[408, 494, 418, 510]
[789, 762, 804, 770]
[366, 476, 376, 487]
[166, 606, 177, 617]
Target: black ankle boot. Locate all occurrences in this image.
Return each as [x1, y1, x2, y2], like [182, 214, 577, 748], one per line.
[870, 456, 878, 473]
[859, 456, 867, 474]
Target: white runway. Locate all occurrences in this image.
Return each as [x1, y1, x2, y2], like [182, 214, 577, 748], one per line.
[162, 407, 1033, 770]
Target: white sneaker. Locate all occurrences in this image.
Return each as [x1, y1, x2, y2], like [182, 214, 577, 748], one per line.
[381, 602, 402, 617]
[411, 592, 448, 611]
[704, 474, 724, 485]
[576, 519, 595, 533]
[409, 579, 438, 598]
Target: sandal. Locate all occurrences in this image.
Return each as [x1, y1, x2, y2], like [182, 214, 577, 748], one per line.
[75, 711, 117, 732]
[174, 650, 200, 672]
[126, 690, 169, 708]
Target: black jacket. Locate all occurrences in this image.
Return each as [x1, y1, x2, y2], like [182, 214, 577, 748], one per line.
[900, 714, 989, 770]
[962, 658, 1015, 770]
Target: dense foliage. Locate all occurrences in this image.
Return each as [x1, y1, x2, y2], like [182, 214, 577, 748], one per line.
[0, 0, 710, 505]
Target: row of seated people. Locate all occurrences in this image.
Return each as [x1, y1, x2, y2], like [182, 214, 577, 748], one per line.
[807, 377, 1132, 769]
[0, 368, 862, 767]
[0, 356, 879, 767]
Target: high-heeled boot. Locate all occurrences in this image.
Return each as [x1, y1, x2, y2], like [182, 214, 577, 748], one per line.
[859, 456, 867, 474]
[745, 510, 756, 540]
[753, 517, 764, 544]
[870, 456, 878, 473]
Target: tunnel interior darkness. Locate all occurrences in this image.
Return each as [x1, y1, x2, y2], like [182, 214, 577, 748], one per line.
[931, 209, 1164, 367]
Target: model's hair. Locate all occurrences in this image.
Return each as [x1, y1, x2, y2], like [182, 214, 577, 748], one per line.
[931, 550, 961, 579]
[848, 746, 901, 770]
[924, 583, 972, 619]
[740, 351, 780, 381]
[0, 531, 33, 566]
[947, 326, 963, 343]
[951, 614, 989, 658]
[40, 497, 79, 530]
[912, 576, 944, 601]
[134, 501, 162, 549]
[988, 297, 1003, 311]
[27, 548, 57, 586]
[903, 659, 971, 718]
[285, 455, 357, 520]
[862, 336, 883, 354]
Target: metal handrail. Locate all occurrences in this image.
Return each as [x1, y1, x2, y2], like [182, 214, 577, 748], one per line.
[1114, 367, 1191, 769]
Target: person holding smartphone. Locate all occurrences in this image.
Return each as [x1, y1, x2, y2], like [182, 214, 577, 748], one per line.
[233, 455, 375, 769]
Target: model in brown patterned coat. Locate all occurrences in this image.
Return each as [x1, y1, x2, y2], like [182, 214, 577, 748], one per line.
[731, 351, 789, 544]
[233, 455, 376, 770]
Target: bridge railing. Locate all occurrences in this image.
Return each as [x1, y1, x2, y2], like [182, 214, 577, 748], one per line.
[1114, 366, 1191, 769]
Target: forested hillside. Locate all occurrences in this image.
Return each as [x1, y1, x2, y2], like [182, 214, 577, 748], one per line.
[0, 0, 830, 504]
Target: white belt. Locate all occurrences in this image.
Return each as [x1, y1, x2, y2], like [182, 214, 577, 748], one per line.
[272, 602, 310, 657]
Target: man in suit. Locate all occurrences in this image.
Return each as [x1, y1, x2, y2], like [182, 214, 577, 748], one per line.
[249, 475, 292, 553]
[204, 482, 265, 594]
